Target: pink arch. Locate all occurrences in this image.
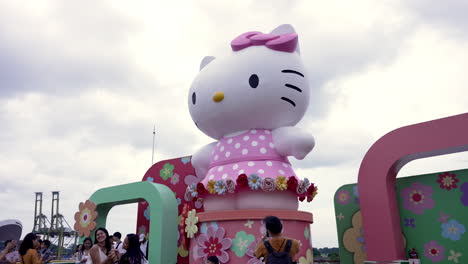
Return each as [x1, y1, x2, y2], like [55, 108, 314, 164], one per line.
[358, 113, 468, 262]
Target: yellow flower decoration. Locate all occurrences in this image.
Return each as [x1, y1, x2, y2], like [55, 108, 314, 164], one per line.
[344, 210, 407, 264]
[185, 209, 199, 238]
[178, 244, 189, 257]
[206, 180, 216, 194]
[276, 176, 288, 191]
[299, 248, 313, 264]
[73, 200, 98, 237]
[343, 211, 366, 264]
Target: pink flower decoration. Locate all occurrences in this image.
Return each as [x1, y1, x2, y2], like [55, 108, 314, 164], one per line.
[335, 190, 351, 205]
[424, 240, 445, 262]
[261, 177, 276, 192]
[196, 226, 232, 263]
[436, 172, 458, 190]
[246, 238, 263, 264]
[226, 179, 236, 193]
[401, 182, 435, 214]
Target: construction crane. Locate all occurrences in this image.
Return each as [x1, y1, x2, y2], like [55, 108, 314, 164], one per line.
[32, 192, 78, 260]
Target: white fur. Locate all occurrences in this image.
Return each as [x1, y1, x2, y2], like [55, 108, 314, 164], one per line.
[188, 25, 315, 210]
[189, 46, 310, 139]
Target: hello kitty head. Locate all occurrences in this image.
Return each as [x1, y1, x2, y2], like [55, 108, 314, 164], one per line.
[188, 24, 310, 140]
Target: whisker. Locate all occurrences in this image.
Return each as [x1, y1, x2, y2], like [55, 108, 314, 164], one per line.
[281, 97, 296, 107]
[281, 69, 304, 77]
[285, 84, 302, 93]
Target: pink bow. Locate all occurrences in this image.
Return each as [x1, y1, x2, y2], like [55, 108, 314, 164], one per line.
[231, 31, 298, 53]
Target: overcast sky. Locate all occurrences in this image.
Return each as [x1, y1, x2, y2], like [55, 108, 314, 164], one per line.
[1, 0, 468, 248]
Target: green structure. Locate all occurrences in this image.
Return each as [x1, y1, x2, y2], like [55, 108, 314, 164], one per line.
[87, 181, 178, 264]
[335, 169, 468, 264]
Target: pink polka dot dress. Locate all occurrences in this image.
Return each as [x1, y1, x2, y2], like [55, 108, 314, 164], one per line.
[201, 129, 296, 185]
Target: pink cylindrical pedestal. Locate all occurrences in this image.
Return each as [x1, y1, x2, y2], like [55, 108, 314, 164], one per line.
[189, 210, 313, 264]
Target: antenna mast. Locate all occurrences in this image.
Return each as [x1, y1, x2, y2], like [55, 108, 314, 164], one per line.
[151, 125, 156, 165]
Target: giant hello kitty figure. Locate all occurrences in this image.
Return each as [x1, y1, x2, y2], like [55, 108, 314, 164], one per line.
[187, 24, 316, 212]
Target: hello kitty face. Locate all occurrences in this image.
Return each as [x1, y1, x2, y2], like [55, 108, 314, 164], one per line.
[188, 25, 310, 140]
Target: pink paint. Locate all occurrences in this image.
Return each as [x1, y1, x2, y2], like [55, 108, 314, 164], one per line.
[138, 156, 200, 264]
[190, 209, 313, 264]
[202, 129, 295, 184]
[358, 113, 468, 262]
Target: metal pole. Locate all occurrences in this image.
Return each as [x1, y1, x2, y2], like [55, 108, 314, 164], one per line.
[151, 125, 156, 165]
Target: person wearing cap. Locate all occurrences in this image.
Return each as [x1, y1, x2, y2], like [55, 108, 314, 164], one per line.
[138, 234, 148, 259]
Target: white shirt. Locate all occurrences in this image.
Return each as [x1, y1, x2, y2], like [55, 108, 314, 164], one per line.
[140, 241, 148, 258]
[115, 241, 126, 255]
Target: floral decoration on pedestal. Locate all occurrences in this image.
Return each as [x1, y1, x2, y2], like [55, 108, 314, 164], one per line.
[196, 226, 232, 263]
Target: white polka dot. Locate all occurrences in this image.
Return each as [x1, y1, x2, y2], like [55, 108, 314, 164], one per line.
[235, 143, 241, 149]
[258, 169, 265, 174]
[214, 155, 219, 161]
[266, 161, 273, 166]
[242, 149, 249, 155]
[227, 138, 233, 144]
[220, 146, 224, 152]
[248, 162, 255, 167]
[209, 174, 215, 179]
[222, 173, 228, 179]
[217, 142, 221, 146]
[250, 129, 257, 134]
[243, 136, 250, 141]
[238, 170, 245, 174]
[278, 169, 285, 174]
[265, 130, 271, 134]
[259, 135, 266, 140]
[260, 147, 267, 154]
[269, 142, 275, 149]
[282, 163, 289, 168]
[232, 164, 239, 170]
[225, 151, 231, 158]
[211, 150, 215, 155]
[251, 141, 258, 147]
[217, 166, 224, 172]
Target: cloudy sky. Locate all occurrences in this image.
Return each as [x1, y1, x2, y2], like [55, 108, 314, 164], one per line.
[1, 0, 468, 248]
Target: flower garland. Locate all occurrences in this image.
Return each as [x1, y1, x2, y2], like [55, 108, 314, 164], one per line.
[186, 174, 318, 203]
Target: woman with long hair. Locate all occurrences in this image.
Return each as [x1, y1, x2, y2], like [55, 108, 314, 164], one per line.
[73, 245, 82, 263]
[74, 237, 93, 264]
[89, 228, 118, 264]
[119, 234, 146, 264]
[18, 233, 43, 264]
[80, 237, 92, 263]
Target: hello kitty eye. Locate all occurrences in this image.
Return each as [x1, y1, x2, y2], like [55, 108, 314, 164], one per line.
[249, 74, 259, 88]
[192, 92, 196, 105]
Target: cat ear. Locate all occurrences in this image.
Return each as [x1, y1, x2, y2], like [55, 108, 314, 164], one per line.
[270, 24, 300, 53]
[200, 56, 216, 71]
[270, 24, 296, 34]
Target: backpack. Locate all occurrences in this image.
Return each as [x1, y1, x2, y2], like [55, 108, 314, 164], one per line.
[263, 239, 293, 264]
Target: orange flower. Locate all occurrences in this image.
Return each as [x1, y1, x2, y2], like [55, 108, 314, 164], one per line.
[73, 200, 98, 237]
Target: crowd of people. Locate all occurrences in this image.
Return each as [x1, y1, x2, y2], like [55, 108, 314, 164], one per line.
[0, 235, 54, 264]
[0, 229, 149, 264]
[72, 228, 148, 264]
[1, 215, 297, 264]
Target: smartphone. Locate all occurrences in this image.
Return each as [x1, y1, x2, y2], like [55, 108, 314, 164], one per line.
[266, 231, 270, 237]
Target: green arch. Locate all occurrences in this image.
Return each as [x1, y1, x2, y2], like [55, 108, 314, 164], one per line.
[88, 181, 178, 264]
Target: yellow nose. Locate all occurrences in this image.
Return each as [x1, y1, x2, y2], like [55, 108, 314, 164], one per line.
[212, 92, 224, 102]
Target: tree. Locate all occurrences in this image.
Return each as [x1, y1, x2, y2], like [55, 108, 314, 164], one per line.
[328, 252, 339, 260]
[313, 247, 321, 256]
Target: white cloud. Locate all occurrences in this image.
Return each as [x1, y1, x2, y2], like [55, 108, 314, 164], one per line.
[1, 0, 468, 250]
